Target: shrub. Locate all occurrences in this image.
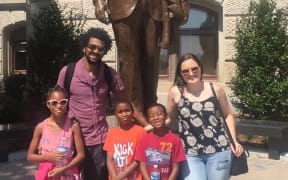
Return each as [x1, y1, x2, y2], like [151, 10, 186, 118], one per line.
[26, 2, 85, 102]
[0, 93, 22, 124]
[3, 74, 26, 102]
[231, 0, 288, 121]
[0, 74, 26, 124]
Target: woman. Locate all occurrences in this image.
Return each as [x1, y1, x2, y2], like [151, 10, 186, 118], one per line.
[166, 53, 243, 180]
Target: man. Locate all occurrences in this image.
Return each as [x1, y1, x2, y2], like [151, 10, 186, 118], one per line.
[57, 28, 147, 180]
[93, 0, 189, 114]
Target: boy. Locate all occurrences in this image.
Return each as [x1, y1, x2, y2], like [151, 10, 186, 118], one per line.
[135, 103, 186, 180]
[103, 99, 145, 180]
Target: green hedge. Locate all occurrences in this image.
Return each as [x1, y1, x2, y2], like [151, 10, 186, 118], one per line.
[231, 0, 288, 121]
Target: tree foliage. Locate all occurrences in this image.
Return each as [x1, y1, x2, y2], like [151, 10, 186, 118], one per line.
[231, 0, 288, 121]
[26, 2, 85, 102]
[0, 74, 26, 124]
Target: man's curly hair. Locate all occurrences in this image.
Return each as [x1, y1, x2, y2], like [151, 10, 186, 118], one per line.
[80, 28, 112, 54]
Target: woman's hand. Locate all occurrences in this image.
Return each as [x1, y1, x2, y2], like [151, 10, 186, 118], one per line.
[231, 141, 244, 157]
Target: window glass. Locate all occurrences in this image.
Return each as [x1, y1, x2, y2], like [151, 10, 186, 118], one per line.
[15, 51, 27, 70]
[159, 48, 169, 76]
[179, 7, 218, 77]
[181, 8, 217, 30]
[180, 35, 203, 56]
[180, 35, 217, 75]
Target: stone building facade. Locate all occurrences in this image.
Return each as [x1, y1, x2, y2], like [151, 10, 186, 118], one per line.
[0, 0, 287, 106]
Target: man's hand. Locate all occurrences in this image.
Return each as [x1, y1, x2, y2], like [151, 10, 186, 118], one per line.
[93, 0, 111, 24]
[133, 106, 149, 127]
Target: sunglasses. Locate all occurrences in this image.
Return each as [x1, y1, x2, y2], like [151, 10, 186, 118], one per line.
[47, 99, 68, 107]
[87, 44, 105, 53]
[181, 67, 199, 75]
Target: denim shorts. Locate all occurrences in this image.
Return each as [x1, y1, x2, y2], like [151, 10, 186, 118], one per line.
[179, 150, 231, 180]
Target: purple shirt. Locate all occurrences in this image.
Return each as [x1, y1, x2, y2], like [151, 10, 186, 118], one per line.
[57, 58, 124, 146]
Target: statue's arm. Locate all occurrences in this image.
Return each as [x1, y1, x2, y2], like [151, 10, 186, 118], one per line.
[114, 89, 149, 128]
[93, 0, 110, 24]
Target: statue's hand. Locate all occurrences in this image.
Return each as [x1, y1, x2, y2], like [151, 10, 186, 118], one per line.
[167, 0, 189, 24]
[93, 0, 111, 24]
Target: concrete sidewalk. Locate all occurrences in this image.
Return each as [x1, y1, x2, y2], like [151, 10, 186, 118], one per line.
[0, 150, 36, 180]
[1, 147, 288, 180]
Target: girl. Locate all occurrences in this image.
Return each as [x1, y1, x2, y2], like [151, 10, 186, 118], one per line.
[103, 99, 145, 180]
[27, 85, 85, 180]
[166, 53, 243, 180]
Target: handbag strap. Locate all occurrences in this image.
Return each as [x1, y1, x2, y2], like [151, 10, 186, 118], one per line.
[210, 83, 236, 149]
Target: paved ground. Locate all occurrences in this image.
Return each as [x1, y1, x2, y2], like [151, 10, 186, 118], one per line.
[1, 146, 288, 180]
[0, 150, 36, 180]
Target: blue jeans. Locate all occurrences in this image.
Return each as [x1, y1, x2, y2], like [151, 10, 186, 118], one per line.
[179, 150, 231, 180]
[80, 144, 108, 180]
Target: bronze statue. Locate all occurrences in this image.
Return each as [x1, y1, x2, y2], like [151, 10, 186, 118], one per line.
[93, 0, 189, 113]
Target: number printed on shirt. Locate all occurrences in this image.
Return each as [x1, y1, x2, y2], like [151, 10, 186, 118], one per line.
[160, 142, 172, 152]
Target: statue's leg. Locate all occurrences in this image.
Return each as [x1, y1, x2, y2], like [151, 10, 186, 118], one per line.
[111, 10, 144, 111]
[141, 17, 161, 111]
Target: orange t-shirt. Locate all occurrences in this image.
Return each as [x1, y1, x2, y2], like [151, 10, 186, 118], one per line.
[103, 125, 145, 180]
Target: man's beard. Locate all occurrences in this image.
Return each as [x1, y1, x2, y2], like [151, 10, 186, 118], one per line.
[87, 58, 99, 65]
[86, 54, 101, 65]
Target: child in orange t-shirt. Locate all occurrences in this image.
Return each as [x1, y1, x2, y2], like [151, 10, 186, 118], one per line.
[103, 99, 146, 180]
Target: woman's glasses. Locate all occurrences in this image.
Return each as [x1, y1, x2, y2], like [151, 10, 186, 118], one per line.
[47, 99, 68, 107]
[181, 67, 199, 75]
[87, 44, 105, 53]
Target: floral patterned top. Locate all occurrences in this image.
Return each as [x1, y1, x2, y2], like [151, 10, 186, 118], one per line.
[177, 84, 230, 155]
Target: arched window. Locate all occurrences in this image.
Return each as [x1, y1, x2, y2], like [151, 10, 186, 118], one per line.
[179, 7, 218, 78]
[3, 22, 27, 75]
